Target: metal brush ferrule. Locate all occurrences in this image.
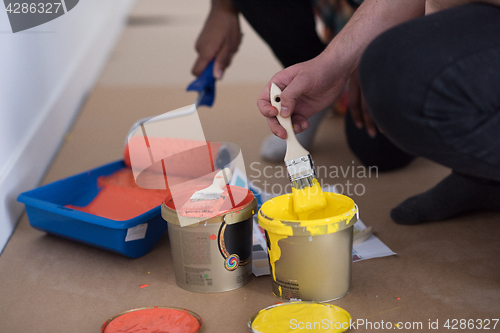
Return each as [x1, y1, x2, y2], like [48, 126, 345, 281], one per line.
[285, 154, 317, 189]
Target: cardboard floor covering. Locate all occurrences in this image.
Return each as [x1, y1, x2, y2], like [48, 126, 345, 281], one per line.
[1, 84, 499, 332]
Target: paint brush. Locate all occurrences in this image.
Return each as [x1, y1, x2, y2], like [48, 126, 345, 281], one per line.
[178, 167, 232, 218]
[270, 83, 323, 192]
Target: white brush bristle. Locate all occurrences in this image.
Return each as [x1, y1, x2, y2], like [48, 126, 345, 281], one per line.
[188, 192, 222, 201]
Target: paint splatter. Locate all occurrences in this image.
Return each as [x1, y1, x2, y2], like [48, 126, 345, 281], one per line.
[140, 284, 150, 288]
[209, 234, 217, 240]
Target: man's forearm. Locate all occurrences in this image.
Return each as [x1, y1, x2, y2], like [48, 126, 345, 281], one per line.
[426, 0, 500, 14]
[321, 0, 426, 75]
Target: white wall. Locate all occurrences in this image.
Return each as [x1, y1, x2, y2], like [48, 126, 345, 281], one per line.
[0, 0, 135, 253]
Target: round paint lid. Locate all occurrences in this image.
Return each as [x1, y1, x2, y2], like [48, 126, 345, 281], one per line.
[162, 185, 257, 225]
[101, 306, 202, 333]
[249, 302, 351, 333]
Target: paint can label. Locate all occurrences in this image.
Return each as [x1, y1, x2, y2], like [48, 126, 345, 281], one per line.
[272, 278, 301, 300]
[224, 254, 240, 271]
[218, 221, 252, 268]
[184, 267, 213, 286]
[168, 217, 254, 292]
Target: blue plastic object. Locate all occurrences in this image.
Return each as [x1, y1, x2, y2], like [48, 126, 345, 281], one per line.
[186, 59, 216, 107]
[17, 161, 167, 258]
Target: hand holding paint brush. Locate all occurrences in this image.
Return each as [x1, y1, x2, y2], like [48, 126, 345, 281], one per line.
[178, 168, 232, 218]
[270, 84, 327, 219]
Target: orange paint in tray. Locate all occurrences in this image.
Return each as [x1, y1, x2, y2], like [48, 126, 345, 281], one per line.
[67, 138, 224, 221]
[66, 168, 171, 221]
[18, 136, 230, 258]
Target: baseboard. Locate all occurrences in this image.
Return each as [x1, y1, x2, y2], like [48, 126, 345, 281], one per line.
[0, 1, 135, 254]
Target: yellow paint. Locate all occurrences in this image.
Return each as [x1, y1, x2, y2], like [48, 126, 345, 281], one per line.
[260, 192, 356, 235]
[258, 192, 357, 289]
[267, 229, 290, 282]
[291, 179, 327, 220]
[251, 302, 351, 333]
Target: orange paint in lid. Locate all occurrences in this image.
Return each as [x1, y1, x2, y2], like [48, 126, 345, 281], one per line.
[101, 306, 202, 333]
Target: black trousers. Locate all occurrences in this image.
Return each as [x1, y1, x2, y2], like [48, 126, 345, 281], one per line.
[233, 0, 415, 171]
[232, 0, 325, 67]
[360, 3, 500, 182]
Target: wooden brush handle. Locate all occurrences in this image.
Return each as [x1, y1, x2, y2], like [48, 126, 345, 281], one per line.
[270, 83, 310, 161]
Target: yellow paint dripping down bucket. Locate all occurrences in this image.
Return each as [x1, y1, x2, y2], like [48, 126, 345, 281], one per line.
[258, 192, 357, 301]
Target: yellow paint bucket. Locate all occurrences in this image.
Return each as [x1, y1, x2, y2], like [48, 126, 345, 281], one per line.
[258, 192, 357, 301]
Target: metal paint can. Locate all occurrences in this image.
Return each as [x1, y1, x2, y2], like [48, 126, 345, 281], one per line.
[162, 185, 257, 293]
[101, 306, 202, 333]
[258, 192, 357, 301]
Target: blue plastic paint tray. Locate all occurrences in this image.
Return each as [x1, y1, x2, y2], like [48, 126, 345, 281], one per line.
[17, 160, 167, 258]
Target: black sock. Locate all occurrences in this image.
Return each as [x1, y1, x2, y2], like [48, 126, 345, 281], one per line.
[391, 172, 500, 224]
